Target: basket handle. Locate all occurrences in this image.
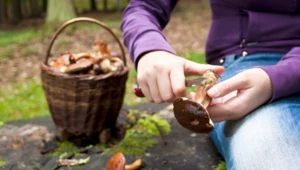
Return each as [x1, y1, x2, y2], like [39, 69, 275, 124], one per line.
[45, 17, 127, 66]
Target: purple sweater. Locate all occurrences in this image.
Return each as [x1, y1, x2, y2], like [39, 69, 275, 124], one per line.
[121, 0, 300, 102]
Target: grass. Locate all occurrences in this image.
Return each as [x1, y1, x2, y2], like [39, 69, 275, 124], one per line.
[182, 51, 206, 64]
[0, 78, 50, 122]
[0, 30, 43, 47]
[0, 47, 14, 61]
[21, 47, 37, 57]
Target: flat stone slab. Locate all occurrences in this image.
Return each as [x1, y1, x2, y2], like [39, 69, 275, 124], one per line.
[0, 103, 222, 170]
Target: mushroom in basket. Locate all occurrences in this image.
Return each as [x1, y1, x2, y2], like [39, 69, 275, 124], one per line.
[48, 40, 125, 75]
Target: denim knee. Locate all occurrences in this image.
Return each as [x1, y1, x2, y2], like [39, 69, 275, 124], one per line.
[211, 98, 300, 170]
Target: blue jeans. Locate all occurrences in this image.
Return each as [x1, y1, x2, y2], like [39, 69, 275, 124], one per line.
[210, 53, 300, 170]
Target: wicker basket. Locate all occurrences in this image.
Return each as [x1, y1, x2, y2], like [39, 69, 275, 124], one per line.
[41, 17, 129, 138]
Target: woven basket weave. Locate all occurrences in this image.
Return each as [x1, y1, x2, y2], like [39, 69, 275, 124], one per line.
[41, 17, 129, 137]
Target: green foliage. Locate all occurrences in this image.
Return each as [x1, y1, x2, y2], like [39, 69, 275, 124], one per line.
[0, 78, 49, 122]
[74, 0, 90, 13]
[215, 161, 227, 170]
[98, 0, 129, 11]
[103, 110, 171, 155]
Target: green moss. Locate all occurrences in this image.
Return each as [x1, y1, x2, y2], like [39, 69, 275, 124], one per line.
[51, 141, 78, 157]
[102, 110, 171, 156]
[215, 161, 227, 170]
[0, 157, 5, 167]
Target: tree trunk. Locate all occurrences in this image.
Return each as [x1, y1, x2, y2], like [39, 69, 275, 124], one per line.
[46, 0, 76, 24]
[103, 0, 107, 11]
[90, 0, 97, 11]
[0, 0, 6, 23]
[42, 0, 47, 12]
[11, 0, 22, 24]
[116, 0, 122, 11]
[29, 0, 41, 18]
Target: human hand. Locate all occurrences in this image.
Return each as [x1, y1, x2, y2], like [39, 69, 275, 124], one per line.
[137, 51, 225, 103]
[206, 68, 273, 122]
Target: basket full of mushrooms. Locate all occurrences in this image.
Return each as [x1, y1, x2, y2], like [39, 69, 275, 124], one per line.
[40, 18, 129, 140]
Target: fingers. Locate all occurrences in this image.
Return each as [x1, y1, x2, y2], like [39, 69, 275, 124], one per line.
[157, 67, 176, 102]
[208, 90, 251, 122]
[170, 66, 186, 98]
[138, 68, 164, 103]
[137, 72, 153, 102]
[184, 60, 225, 76]
[207, 73, 249, 98]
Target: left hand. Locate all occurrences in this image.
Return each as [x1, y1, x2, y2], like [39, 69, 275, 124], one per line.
[206, 68, 273, 122]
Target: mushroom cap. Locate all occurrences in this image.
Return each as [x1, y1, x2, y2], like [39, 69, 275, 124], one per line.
[106, 152, 126, 170]
[173, 97, 214, 133]
[62, 58, 94, 74]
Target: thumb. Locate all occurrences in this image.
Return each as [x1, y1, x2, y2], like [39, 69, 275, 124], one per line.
[207, 75, 247, 98]
[183, 60, 225, 76]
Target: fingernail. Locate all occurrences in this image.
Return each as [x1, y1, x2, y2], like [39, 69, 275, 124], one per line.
[208, 87, 220, 97]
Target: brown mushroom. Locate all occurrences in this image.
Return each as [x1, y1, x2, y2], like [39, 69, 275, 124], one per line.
[106, 152, 126, 170]
[49, 52, 73, 71]
[110, 57, 124, 71]
[99, 58, 112, 73]
[93, 40, 111, 57]
[173, 70, 218, 133]
[61, 58, 94, 74]
[73, 52, 93, 61]
[106, 152, 142, 170]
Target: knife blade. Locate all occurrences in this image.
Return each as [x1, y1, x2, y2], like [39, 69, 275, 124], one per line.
[134, 76, 213, 98]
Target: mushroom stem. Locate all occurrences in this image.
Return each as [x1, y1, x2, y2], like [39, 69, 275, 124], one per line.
[195, 70, 218, 108]
[125, 158, 142, 170]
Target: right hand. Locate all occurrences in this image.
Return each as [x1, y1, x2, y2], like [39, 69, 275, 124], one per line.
[137, 51, 225, 103]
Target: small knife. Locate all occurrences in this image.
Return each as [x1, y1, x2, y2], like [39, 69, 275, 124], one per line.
[134, 76, 213, 98]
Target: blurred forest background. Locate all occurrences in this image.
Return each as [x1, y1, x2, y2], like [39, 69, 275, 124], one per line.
[0, 0, 211, 123]
[0, 0, 128, 25]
